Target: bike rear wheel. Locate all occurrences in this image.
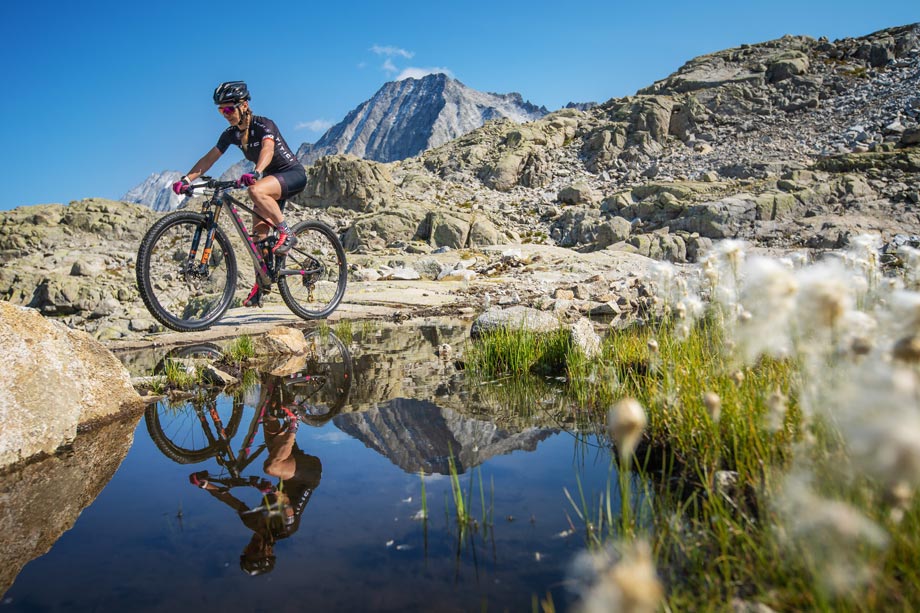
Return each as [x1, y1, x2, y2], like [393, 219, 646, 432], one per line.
[277, 221, 347, 320]
[136, 211, 238, 332]
[286, 330, 353, 425]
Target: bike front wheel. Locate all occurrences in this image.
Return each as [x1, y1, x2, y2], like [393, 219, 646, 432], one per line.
[145, 396, 244, 464]
[277, 220, 347, 320]
[136, 211, 238, 332]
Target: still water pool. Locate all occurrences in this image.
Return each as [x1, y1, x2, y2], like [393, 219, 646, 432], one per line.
[2, 323, 634, 612]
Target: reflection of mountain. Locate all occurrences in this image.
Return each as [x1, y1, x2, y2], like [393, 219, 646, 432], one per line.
[333, 398, 556, 474]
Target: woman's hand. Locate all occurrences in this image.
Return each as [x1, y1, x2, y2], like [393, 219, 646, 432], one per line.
[172, 176, 190, 195]
[238, 171, 263, 187]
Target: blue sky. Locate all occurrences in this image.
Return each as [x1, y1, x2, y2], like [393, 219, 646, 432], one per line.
[1, 0, 917, 210]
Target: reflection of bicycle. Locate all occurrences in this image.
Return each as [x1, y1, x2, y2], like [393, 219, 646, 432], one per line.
[145, 330, 352, 465]
[136, 177, 348, 332]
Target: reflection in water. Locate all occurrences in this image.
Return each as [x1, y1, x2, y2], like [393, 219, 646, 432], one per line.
[335, 399, 558, 474]
[4, 323, 626, 611]
[0, 413, 139, 596]
[144, 331, 352, 575]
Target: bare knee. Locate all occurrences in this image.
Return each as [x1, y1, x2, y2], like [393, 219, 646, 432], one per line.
[263, 457, 295, 480]
[248, 184, 268, 202]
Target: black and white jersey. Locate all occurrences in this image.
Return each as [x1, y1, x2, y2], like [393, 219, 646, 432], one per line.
[216, 115, 300, 175]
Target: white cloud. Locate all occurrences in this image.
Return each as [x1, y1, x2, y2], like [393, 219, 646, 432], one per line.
[382, 59, 398, 74]
[396, 67, 454, 81]
[295, 119, 334, 132]
[370, 44, 414, 59]
[313, 431, 350, 444]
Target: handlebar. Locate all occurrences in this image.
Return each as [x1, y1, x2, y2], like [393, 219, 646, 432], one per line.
[185, 176, 241, 196]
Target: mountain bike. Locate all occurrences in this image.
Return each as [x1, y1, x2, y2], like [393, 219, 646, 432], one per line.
[136, 177, 347, 332]
[146, 330, 353, 464]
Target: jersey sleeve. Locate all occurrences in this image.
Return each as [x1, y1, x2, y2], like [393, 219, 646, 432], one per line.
[260, 118, 279, 141]
[216, 129, 233, 153]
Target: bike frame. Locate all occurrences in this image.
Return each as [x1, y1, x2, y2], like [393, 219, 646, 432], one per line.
[186, 180, 314, 289]
[196, 375, 328, 482]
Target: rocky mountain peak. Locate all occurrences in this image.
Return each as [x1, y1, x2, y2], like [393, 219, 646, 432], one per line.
[121, 171, 182, 212]
[297, 73, 548, 165]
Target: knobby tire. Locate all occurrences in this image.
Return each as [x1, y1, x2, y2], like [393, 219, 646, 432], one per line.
[136, 211, 238, 332]
[278, 220, 347, 320]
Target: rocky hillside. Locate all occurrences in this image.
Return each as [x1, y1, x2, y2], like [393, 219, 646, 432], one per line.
[297, 73, 548, 164]
[5, 23, 920, 342]
[329, 23, 920, 260]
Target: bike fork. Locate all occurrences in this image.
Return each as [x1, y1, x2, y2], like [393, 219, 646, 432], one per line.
[186, 210, 219, 273]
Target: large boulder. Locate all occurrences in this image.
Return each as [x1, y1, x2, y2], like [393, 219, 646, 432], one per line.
[670, 195, 759, 238]
[471, 306, 561, 338]
[424, 211, 471, 249]
[252, 326, 309, 356]
[342, 205, 427, 251]
[595, 217, 633, 249]
[558, 182, 602, 206]
[550, 207, 604, 247]
[295, 154, 394, 212]
[767, 52, 810, 83]
[0, 302, 143, 468]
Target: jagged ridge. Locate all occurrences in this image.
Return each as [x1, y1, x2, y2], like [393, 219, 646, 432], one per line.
[297, 73, 547, 164]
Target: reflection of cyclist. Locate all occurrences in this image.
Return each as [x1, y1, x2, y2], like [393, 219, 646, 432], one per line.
[189, 376, 322, 575]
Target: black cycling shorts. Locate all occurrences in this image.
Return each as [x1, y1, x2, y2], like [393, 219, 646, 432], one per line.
[272, 166, 307, 200]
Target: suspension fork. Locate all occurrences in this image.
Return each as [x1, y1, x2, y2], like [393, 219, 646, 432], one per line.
[198, 204, 224, 270]
[184, 203, 222, 274]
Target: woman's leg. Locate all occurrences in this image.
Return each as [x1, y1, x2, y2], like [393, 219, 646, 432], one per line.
[248, 176, 284, 239]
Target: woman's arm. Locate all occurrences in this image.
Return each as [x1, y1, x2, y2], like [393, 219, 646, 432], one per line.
[253, 137, 275, 175]
[185, 147, 223, 181]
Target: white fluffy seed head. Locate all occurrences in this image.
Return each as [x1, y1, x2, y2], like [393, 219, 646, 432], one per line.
[794, 262, 854, 334]
[608, 398, 647, 460]
[702, 391, 721, 423]
[572, 540, 663, 613]
[766, 389, 787, 432]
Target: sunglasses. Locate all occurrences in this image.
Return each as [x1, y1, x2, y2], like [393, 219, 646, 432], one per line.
[218, 103, 241, 115]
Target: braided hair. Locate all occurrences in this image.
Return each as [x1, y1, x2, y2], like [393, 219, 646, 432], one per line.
[238, 106, 253, 152]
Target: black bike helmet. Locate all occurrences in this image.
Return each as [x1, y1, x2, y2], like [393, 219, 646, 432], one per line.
[213, 81, 251, 105]
[240, 553, 276, 576]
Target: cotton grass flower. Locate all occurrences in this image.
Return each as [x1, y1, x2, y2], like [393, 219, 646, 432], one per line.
[608, 398, 647, 461]
[736, 256, 798, 362]
[834, 310, 878, 359]
[702, 391, 721, 423]
[897, 245, 920, 289]
[882, 290, 920, 339]
[701, 241, 748, 306]
[777, 472, 889, 597]
[570, 540, 663, 613]
[645, 262, 705, 333]
[892, 334, 920, 363]
[836, 363, 920, 493]
[846, 234, 882, 294]
[793, 261, 855, 335]
[766, 389, 787, 432]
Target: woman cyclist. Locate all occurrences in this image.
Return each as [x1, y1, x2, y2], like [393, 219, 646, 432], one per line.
[172, 81, 307, 307]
